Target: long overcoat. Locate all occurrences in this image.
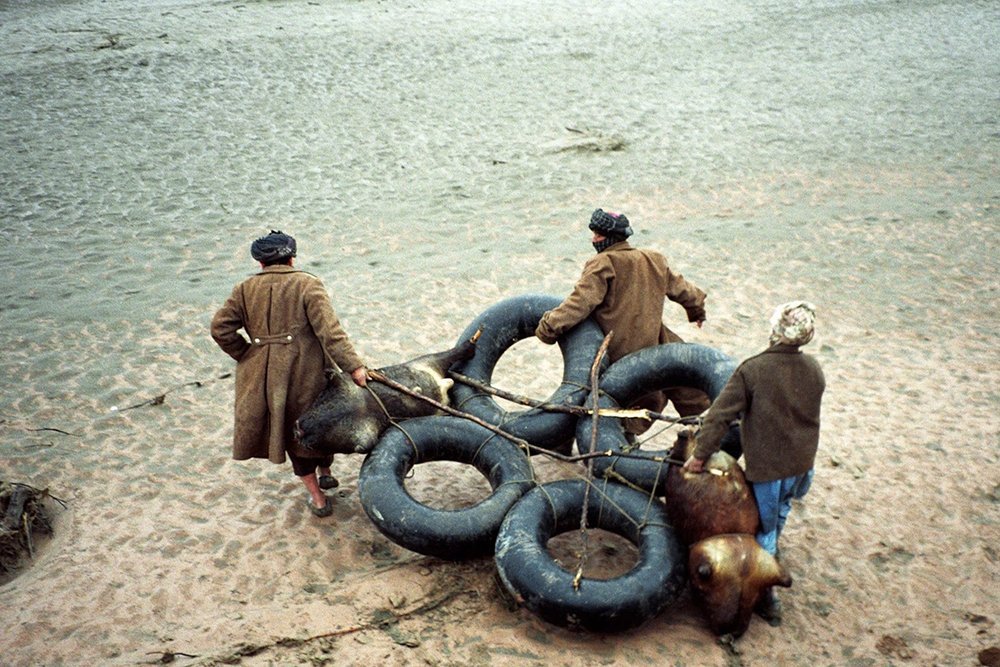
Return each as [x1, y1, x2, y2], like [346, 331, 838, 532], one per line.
[211, 265, 365, 462]
[535, 241, 707, 363]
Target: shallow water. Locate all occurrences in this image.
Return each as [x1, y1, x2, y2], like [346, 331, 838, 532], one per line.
[1, 0, 997, 443]
[1, 3, 998, 665]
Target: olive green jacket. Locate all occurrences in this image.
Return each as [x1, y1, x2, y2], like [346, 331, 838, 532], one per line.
[693, 344, 825, 482]
[211, 266, 365, 462]
[535, 241, 707, 363]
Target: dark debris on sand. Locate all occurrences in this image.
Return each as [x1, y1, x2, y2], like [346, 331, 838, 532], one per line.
[0, 482, 54, 582]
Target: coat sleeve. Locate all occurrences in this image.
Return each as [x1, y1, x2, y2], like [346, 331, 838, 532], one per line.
[535, 256, 612, 344]
[211, 284, 251, 362]
[302, 278, 365, 373]
[692, 366, 748, 460]
[664, 266, 707, 323]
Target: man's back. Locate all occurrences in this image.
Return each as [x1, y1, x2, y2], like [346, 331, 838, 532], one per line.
[536, 240, 707, 363]
[535, 210, 711, 419]
[587, 244, 672, 360]
[735, 346, 825, 482]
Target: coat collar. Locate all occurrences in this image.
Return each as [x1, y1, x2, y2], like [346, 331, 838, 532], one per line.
[764, 343, 802, 354]
[256, 264, 299, 276]
[601, 240, 633, 253]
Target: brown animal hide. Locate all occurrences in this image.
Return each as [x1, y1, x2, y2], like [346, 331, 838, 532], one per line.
[663, 430, 759, 546]
[294, 337, 476, 456]
[688, 533, 792, 637]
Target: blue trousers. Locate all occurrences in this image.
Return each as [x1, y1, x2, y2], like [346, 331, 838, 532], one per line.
[751, 470, 814, 556]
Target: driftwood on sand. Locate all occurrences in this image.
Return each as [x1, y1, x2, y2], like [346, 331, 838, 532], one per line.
[0, 482, 54, 580]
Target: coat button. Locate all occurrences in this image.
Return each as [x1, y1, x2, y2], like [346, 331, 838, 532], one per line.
[254, 338, 261, 344]
[287, 335, 292, 341]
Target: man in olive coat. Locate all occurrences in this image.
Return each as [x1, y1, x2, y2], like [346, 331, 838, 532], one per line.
[684, 300, 825, 624]
[212, 231, 368, 517]
[535, 209, 710, 423]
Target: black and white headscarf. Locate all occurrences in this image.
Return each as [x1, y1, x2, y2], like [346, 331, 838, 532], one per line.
[251, 230, 297, 265]
[589, 209, 633, 253]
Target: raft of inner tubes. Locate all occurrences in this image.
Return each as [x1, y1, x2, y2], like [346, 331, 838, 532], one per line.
[357, 293, 739, 633]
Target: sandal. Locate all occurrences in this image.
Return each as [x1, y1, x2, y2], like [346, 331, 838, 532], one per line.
[309, 496, 334, 518]
[318, 475, 340, 490]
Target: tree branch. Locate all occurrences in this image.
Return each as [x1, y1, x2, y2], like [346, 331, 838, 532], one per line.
[447, 370, 699, 425]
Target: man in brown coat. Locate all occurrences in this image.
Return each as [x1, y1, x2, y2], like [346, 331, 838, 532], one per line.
[684, 301, 825, 624]
[211, 231, 368, 517]
[535, 209, 710, 424]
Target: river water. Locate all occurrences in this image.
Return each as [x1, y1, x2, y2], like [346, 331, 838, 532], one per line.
[0, 0, 997, 436]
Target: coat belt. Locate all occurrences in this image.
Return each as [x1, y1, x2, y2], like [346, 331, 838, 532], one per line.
[251, 332, 295, 346]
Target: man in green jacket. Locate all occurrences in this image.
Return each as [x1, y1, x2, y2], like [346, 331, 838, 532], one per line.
[212, 231, 369, 518]
[684, 300, 825, 624]
[535, 209, 710, 424]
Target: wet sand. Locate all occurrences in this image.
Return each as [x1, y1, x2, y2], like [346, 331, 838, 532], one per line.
[1, 0, 998, 665]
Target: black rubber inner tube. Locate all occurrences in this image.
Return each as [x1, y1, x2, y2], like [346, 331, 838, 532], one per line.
[358, 415, 535, 560]
[494, 478, 686, 633]
[451, 293, 607, 455]
[576, 343, 741, 494]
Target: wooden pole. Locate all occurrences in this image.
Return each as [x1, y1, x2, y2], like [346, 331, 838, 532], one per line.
[366, 370, 692, 470]
[447, 370, 699, 425]
[573, 331, 613, 591]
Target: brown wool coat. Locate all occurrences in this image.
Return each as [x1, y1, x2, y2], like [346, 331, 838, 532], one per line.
[693, 344, 826, 482]
[535, 241, 707, 363]
[210, 265, 365, 463]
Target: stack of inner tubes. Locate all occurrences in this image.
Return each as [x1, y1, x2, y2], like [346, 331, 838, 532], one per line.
[356, 293, 740, 633]
[450, 293, 607, 455]
[495, 478, 687, 633]
[358, 415, 534, 560]
[577, 343, 741, 495]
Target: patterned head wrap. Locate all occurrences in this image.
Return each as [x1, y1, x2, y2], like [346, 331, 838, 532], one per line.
[589, 209, 633, 253]
[251, 230, 297, 265]
[769, 300, 817, 346]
